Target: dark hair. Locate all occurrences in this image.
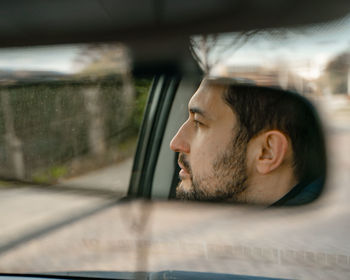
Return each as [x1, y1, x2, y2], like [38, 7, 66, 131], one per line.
[222, 84, 327, 185]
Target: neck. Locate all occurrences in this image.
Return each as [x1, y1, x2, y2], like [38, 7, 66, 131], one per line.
[237, 168, 298, 205]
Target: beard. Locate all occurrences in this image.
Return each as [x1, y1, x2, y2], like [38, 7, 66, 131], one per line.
[176, 130, 248, 202]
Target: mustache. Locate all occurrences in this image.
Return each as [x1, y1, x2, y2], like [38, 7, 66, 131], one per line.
[178, 153, 192, 174]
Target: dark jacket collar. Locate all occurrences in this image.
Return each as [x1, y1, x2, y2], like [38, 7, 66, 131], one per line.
[271, 177, 324, 206]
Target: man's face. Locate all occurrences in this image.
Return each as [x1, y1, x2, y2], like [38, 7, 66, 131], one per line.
[170, 80, 248, 201]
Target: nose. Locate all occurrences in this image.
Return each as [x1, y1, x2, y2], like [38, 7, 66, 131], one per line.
[170, 123, 190, 154]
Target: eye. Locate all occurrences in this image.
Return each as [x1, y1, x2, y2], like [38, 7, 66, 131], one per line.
[193, 119, 203, 128]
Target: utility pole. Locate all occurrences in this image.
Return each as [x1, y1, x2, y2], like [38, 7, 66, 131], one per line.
[0, 89, 25, 180]
[83, 85, 106, 157]
[348, 44, 350, 97]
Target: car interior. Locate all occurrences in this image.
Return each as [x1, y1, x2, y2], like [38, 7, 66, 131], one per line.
[1, 1, 350, 279]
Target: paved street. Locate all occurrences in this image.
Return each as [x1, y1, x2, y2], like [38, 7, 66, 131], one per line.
[0, 186, 114, 253]
[58, 157, 133, 193]
[0, 157, 132, 265]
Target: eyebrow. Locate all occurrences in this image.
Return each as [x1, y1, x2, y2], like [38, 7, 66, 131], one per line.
[189, 106, 208, 119]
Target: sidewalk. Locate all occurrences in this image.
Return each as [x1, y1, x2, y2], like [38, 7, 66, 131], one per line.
[0, 157, 134, 255]
[58, 157, 133, 195]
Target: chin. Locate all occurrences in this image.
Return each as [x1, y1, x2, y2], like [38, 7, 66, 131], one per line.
[181, 179, 194, 191]
[176, 180, 194, 199]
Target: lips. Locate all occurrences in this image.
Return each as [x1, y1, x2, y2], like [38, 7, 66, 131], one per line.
[178, 159, 190, 178]
[179, 169, 189, 177]
[178, 161, 189, 173]
[179, 167, 189, 176]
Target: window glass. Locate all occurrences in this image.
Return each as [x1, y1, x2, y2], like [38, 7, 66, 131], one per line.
[0, 43, 154, 274]
[0, 44, 151, 196]
[0, 15, 350, 280]
[182, 16, 350, 205]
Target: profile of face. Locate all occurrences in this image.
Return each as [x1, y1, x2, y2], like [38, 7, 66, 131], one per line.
[170, 78, 326, 205]
[169, 79, 249, 202]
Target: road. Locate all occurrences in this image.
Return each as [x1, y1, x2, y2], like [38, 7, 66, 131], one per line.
[58, 157, 133, 193]
[0, 157, 132, 266]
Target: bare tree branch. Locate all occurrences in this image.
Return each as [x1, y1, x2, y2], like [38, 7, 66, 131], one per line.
[189, 30, 261, 74]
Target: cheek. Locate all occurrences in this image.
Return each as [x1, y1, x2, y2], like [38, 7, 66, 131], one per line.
[245, 140, 257, 176]
[190, 134, 224, 175]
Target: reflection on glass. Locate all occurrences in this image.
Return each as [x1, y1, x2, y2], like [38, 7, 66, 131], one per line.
[0, 43, 151, 193]
[0, 13, 350, 278]
[190, 15, 350, 97]
[170, 77, 326, 205]
[186, 15, 350, 205]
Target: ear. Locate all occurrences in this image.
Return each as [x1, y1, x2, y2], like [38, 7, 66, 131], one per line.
[255, 130, 289, 175]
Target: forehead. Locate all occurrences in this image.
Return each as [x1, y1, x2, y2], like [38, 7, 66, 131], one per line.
[189, 80, 232, 117]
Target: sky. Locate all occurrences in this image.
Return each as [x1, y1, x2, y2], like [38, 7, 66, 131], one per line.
[0, 14, 349, 78]
[215, 14, 350, 80]
[0, 45, 82, 74]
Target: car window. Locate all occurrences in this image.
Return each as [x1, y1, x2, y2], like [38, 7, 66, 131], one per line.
[0, 43, 154, 275]
[1, 12, 350, 280]
[0, 43, 152, 197]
